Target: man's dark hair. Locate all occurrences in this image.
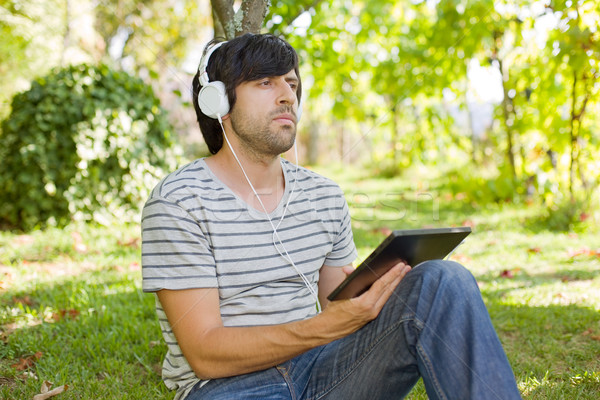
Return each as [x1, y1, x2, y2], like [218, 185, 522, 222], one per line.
[192, 33, 302, 154]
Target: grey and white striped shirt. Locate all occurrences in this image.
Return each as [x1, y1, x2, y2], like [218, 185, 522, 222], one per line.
[141, 158, 357, 399]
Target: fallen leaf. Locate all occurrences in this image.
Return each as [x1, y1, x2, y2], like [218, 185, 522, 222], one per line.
[49, 309, 80, 323]
[129, 262, 141, 271]
[71, 232, 88, 254]
[118, 237, 140, 248]
[32, 384, 68, 400]
[40, 380, 53, 393]
[500, 269, 514, 279]
[372, 227, 392, 236]
[455, 192, 467, 201]
[110, 264, 125, 272]
[13, 295, 34, 306]
[567, 247, 600, 258]
[461, 219, 475, 228]
[582, 328, 593, 336]
[16, 370, 38, 381]
[11, 352, 42, 371]
[450, 253, 472, 263]
[527, 247, 541, 253]
[591, 335, 600, 341]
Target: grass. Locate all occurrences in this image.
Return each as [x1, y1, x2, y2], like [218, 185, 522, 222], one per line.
[1, 163, 599, 399]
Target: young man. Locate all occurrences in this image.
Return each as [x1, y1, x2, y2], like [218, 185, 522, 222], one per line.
[142, 33, 522, 400]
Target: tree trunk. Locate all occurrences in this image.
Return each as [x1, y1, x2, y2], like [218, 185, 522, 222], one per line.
[212, 7, 225, 38]
[569, 70, 592, 200]
[210, 0, 270, 38]
[62, 0, 71, 66]
[467, 103, 478, 165]
[305, 120, 320, 165]
[338, 121, 345, 162]
[497, 57, 517, 183]
[390, 102, 399, 166]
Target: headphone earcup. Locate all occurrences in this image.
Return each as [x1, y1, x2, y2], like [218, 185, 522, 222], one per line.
[198, 81, 230, 119]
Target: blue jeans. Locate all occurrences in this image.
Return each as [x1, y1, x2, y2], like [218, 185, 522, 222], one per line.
[187, 260, 522, 399]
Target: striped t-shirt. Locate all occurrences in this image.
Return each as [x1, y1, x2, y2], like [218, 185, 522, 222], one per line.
[141, 157, 357, 399]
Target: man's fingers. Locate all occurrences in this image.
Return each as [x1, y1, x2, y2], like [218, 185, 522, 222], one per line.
[372, 266, 408, 309]
[357, 263, 410, 304]
[341, 265, 355, 276]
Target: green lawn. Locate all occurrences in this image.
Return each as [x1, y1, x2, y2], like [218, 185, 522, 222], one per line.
[1, 164, 599, 399]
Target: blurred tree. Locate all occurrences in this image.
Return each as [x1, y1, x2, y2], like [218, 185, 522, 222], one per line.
[548, 0, 600, 200]
[95, 0, 208, 76]
[0, 0, 65, 119]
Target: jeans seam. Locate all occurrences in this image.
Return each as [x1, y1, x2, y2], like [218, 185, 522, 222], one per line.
[310, 316, 413, 400]
[277, 366, 296, 400]
[416, 341, 448, 400]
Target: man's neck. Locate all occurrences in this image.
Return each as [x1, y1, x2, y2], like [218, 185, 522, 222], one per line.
[206, 141, 286, 213]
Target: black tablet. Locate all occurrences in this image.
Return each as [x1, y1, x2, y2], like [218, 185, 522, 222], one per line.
[327, 227, 471, 301]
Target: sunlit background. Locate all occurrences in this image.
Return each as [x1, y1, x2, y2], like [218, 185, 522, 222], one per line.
[1, 0, 599, 226]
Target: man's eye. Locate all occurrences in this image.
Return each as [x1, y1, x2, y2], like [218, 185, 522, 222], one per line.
[260, 80, 270, 86]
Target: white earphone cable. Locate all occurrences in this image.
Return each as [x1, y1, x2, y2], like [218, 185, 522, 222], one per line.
[217, 115, 321, 312]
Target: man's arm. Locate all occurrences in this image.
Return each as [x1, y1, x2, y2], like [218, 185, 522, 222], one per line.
[317, 264, 355, 309]
[157, 263, 410, 380]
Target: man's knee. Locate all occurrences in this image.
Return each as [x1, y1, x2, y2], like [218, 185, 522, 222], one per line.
[410, 259, 478, 292]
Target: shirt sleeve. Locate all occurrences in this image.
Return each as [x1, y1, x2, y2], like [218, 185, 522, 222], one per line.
[323, 192, 358, 267]
[141, 195, 218, 292]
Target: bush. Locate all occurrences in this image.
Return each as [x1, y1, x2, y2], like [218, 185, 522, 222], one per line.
[535, 192, 595, 232]
[0, 64, 180, 230]
[447, 163, 519, 205]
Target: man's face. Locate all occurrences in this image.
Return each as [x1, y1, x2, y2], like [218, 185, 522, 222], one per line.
[228, 69, 300, 158]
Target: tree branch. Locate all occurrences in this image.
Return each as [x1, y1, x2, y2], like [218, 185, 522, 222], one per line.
[236, 0, 270, 36]
[212, 6, 225, 39]
[210, 0, 235, 39]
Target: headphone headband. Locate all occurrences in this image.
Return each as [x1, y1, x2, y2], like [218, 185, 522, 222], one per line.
[198, 41, 225, 87]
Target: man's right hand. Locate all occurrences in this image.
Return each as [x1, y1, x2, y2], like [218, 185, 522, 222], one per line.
[317, 262, 411, 338]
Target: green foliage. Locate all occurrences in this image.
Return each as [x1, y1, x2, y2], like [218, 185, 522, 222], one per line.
[0, 64, 180, 231]
[94, 0, 209, 74]
[447, 163, 519, 204]
[266, 0, 600, 209]
[535, 194, 594, 232]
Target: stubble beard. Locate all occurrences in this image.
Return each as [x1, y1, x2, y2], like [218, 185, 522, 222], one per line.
[229, 106, 296, 161]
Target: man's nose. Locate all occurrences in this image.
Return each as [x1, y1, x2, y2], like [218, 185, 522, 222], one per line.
[277, 81, 296, 105]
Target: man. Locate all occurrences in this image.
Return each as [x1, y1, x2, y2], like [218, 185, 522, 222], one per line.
[142, 33, 522, 400]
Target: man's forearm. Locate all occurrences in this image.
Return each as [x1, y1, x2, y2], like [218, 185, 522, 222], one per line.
[186, 311, 348, 379]
[169, 263, 409, 381]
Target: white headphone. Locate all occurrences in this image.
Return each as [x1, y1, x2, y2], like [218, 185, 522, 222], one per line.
[197, 40, 303, 122]
[197, 41, 230, 119]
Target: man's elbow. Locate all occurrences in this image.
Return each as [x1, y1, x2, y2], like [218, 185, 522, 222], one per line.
[188, 354, 239, 381]
[188, 356, 217, 380]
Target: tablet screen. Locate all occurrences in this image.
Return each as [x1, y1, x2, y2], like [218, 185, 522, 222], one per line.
[327, 227, 471, 301]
